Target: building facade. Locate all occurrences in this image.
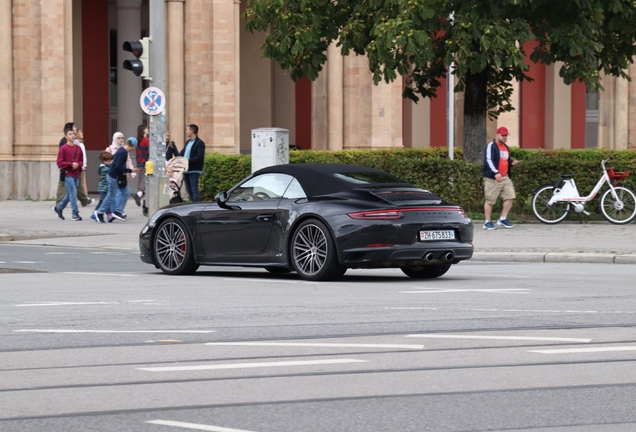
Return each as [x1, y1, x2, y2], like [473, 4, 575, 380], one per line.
[0, 0, 634, 200]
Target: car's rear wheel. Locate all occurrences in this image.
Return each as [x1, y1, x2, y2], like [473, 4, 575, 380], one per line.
[291, 219, 346, 281]
[401, 263, 452, 279]
[153, 218, 199, 275]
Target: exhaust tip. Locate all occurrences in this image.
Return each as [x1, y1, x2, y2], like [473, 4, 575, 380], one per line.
[444, 252, 454, 262]
[425, 252, 435, 262]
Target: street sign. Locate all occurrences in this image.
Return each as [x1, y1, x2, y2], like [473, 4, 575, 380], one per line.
[140, 87, 166, 116]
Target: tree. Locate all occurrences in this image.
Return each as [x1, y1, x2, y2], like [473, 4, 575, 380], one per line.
[244, 0, 636, 162]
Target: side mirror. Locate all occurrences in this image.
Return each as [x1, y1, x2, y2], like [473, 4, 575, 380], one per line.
[215, 191, 228, 203]
[215, 191, 241, 210]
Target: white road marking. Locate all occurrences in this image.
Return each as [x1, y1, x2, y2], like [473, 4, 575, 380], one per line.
[138, 358, 367, 372]
[405, 334, 592, 342]
[401, 288, 530, 294]
[13, 261, 39, 264]
[530, 346, 636, 354]
[14, 300, 166, 307]
[206, 342, 424, 350]
[147, 419, 257, 432]
[14, 329, 215, 334]
[62, 272, 137, 277]
[223, 278, 318, 285]
[385, 307, 636, 314]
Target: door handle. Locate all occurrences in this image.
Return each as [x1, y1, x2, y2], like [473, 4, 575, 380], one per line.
[256, 214, 274, 221]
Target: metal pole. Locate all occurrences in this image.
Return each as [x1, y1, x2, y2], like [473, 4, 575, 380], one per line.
[448, 12, 455, 161]
[146, 0, 167, 218]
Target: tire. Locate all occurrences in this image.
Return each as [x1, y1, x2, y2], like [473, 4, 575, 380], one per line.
[600, 186, 636, 224]
[531, 184, 569, 224]
[153, 218, 199, 275]
[291, 219, 346, 281]
[264, 267, 291, 274]
[401, 263, 452, 279]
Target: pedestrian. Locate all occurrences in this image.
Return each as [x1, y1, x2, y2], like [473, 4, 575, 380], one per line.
[105, 132, 137, 219]
[93, 135, 137, 223]
[56, 122, 93, 207]
[90, 151, 113, 222]
[180, 124, 205, 202]
[165, 129, 179, 161]
[53, 127, 84, 221]
[76, 129, 91, 201]
[482, 126, 521, 230]
[134, 124, 149, 207]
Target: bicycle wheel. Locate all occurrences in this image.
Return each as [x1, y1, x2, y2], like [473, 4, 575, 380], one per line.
[600, 186, 636, 224]
[531, 184, 570, 224]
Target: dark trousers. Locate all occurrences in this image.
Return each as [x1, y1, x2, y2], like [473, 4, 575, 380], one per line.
[183, 172, 201, 202]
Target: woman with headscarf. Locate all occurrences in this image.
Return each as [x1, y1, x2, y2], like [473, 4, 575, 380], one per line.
[103, 132, 138, 220]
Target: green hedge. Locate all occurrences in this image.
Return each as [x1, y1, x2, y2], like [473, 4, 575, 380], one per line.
[200, 148, 636, 214]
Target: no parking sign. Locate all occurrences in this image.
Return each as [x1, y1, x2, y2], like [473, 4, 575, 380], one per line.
[140, 87, 166, 116]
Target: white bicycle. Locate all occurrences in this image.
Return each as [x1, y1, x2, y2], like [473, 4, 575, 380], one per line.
[531, 157, 636, 224]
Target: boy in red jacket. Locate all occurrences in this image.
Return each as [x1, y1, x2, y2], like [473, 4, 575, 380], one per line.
[54, 127, 84, 221]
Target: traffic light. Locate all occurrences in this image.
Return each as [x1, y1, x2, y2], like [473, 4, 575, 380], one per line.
[122, 37, 151, 80]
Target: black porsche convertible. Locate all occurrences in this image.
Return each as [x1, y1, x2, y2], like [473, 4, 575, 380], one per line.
[139, 163, 474, 280]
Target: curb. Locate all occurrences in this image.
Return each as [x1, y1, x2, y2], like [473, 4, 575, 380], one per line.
[472, 252, 636, 264]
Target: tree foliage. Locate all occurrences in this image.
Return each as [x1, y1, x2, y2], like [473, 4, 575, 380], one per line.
[244, 0, 636, 162]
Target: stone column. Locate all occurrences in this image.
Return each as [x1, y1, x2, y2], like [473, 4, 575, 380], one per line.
[0, 0, 13, 161]
[116, 0, 143, 138]
[497, 80, 520, 148]
[167, 0, 185, 151]
[629, 64, 636, 150]
[312, 72, 329, 150]
[234, 0, 241, 154]
[327, 43, 343, 151]
[544, 63, 571, 149]
[614, 76, 629, 150]
[598, 73, 615, 149]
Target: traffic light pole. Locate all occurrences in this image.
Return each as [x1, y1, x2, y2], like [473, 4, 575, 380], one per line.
[146, 0, 167, 218]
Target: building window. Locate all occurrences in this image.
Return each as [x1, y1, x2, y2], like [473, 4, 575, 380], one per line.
[585, 89, 599, 148]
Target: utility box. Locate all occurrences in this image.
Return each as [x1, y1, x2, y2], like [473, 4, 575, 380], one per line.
[251, 128, 289, 173]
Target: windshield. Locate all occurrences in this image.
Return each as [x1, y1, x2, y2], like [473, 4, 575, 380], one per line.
[333, 172, 407, 185]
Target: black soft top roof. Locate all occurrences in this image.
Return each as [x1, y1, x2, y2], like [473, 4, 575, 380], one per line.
[253, 163, 412, 197]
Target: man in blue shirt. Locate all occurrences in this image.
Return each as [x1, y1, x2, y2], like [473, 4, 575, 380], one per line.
[180, 124, 205, 202]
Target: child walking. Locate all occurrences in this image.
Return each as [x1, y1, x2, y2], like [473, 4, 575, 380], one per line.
[91, 152, 114, 222]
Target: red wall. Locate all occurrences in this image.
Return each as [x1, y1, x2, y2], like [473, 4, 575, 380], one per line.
[295, 76, 312, 149]
[430, 77, 447, 147]
[81, 0, 110, 151]
[520, 41, 546, 149]
[570, 80, 586, 149]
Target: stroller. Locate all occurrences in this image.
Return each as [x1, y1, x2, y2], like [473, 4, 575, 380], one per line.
[165, 156, 189, 204]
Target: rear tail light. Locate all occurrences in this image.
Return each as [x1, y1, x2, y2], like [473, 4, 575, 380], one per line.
[457, 207, 469, 218]
[348, 210, 404, 220]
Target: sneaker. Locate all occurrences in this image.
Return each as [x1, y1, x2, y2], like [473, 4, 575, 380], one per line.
[134, 193, 142, 206]
[496, 218, 515, 229]
[53, 206, 64, 220]
[106, 213, 114, 223]
[112, 211, 126, 221]
[483, 221, 496, 230]
[81, 198, 93, 207]
[72, 214, 82, 221]
[92, 211, 104, 223]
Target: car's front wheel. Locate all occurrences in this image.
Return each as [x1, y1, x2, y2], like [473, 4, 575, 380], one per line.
[401, 263, 452, 279]
[153, 218, 199, 275]
[291, 219, 346, 281]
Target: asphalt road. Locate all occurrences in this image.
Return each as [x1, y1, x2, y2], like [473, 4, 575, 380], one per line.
[1, 244, 635, 431]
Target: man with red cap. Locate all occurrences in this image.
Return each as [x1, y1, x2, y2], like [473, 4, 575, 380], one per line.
[482, 126, 520, 230]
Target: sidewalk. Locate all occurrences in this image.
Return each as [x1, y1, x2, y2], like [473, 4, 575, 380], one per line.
[1, 200, 635, 263]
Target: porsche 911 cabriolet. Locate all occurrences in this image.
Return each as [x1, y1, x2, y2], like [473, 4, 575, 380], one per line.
[139, 163, 473, 280]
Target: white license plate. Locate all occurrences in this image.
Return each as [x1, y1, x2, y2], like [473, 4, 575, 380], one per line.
[419, 230, 455, 241]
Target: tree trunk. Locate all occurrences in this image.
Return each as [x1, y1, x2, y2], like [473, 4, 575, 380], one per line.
[462, 70, 488, 163]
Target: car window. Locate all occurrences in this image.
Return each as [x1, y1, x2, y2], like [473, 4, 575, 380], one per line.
[282, 178, 307, 199]
[228, 173, 293, 202]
